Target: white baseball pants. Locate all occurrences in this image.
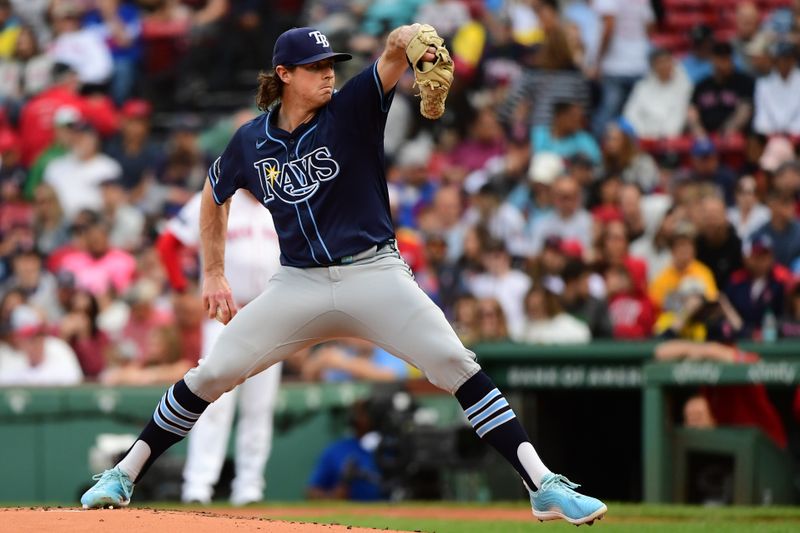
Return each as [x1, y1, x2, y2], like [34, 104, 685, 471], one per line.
[181, 318, 282, 504]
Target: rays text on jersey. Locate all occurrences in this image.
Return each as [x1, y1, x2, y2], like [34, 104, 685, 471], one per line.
[253, 147, 340, 204]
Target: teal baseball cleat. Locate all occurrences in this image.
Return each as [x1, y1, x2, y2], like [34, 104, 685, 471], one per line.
[529, 473, 607, 525]
[80, 467, 134, 509]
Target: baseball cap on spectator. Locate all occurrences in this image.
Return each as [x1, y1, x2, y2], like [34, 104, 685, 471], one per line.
[272, 27, 352, 68]
[10, 305, 45, 339]
[759, 136, 795, 172]
[484, 237, 507, 254]
[648, 47, 671, 63]
[51, 62, 76, 79]
[11, 241, 41, 261]
[689, 24, 713, 46]
[71, 120, 97, 134]
[53, 105, 82, 127]
[711, 41, 733, 57]
[121, 99, 152, 120]
[543, 235, 583, 259]
[99, 176, 126, 188]
[769, 40, 797, 58]
[560, 239, 583, 259]
[0, 129, 19, 152]
[171, 113, 203, 133]
[124, 279, 160, 305]
[568, 153, 594, 170]
[56, 270, 76, 289]
[691, 138, 716, 158]
[528, 152, 564, 185]
[672, 220, 697, 242]
[593, 204, 623, 224]
[743, 234, 774, 256]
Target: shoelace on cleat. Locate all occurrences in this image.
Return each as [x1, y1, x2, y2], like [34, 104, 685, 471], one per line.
[91, 469, 128, 489]
[541, 474, 581, 493]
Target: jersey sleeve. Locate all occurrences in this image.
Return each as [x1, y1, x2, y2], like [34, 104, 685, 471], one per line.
[165, 192, 202, 247]
[208, 128, 245, 205]
[329, 61, 395, 136]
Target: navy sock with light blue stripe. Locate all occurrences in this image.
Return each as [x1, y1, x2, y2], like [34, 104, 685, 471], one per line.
[131, 379, 209, 482]
[455, 371, 537, 490]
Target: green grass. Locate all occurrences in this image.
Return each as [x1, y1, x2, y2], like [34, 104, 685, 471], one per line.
[163, 501, 800, 533]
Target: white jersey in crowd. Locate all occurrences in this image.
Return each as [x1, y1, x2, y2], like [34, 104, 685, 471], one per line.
[594, 0, 654, 77]
[0, 337, 83, 386]
[166, 190, 281, 304]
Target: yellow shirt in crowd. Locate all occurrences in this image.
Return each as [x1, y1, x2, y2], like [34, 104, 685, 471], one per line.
[648, 260, 719, 310]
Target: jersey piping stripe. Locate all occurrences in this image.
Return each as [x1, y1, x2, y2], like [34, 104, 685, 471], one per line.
[209, 157, 220, 185]
[305, 201, 333, 262]
[207, 175, 223, 205]
[207, 157, 223, 205]
[296, 124, 318, 152]
[294, 203, 321, 264]
[371, 62, 391, 113]
[266, 112, 322, 265]
[295, 124, 333, 262]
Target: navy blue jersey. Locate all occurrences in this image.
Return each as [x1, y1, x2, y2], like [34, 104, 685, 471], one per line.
[208, 61, 396, 267]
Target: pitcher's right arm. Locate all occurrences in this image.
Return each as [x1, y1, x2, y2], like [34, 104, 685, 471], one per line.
[200, 179, 237, 324]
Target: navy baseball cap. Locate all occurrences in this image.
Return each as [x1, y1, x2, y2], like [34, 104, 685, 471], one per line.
[691, 138, 716, 157]
[272, 27, 352, 68]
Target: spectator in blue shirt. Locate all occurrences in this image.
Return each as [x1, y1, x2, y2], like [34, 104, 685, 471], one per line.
[83, 0, 142, 104]
[307, 399, 384, 501]
[531, 101, 601, 164]
[682, 24, 714, 84]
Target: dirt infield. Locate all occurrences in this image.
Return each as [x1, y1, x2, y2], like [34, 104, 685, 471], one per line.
[1, 508, 406, 533]
[211, 505, 533, 521]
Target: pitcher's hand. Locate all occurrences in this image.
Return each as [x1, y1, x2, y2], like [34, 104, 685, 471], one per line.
[202, 273, 237, 324]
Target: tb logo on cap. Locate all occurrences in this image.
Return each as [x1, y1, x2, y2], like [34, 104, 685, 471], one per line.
[308, 30, 329, 48]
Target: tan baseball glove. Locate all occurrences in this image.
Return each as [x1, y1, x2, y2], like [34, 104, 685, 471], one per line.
[406, 24, 454, 120]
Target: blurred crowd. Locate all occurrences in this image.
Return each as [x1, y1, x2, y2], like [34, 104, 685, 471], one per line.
[3, 0, 800, 387]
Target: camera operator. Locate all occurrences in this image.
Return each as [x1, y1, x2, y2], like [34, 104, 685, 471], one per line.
[306, 398, 384, 501]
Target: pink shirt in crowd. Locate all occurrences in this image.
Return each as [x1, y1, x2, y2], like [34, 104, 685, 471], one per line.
[59, 249, 137, 296]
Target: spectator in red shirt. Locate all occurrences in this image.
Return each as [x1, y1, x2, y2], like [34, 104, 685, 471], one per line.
[605, 265, 655, 339]
[597, 218, 648, 294]
[18, 63, 84, 166]
[18, 62, 118, 167]
[655, 340, 788, 449]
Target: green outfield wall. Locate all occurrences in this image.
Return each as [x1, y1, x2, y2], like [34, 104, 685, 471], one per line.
[1, 340, 798, 504]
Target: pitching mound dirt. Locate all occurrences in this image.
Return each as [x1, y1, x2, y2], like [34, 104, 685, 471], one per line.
[2, 507, 405, 532]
